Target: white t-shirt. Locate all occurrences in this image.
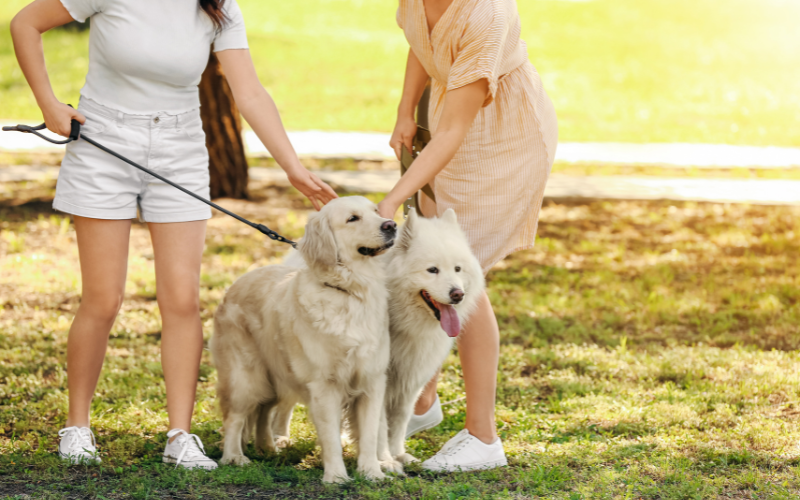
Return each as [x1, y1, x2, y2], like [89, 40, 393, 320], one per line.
[60, 0, 249, 114]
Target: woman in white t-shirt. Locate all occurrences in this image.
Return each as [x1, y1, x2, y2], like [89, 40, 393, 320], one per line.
[11, 0, 336, 469]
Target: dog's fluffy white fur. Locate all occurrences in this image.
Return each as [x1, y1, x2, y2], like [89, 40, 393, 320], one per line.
[379, 208, 485, 465]
[210, 196, 396, 483]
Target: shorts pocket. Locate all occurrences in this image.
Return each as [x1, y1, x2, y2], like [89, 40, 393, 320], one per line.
[180, 116, 206, 142]
[79, 116, 108, 136]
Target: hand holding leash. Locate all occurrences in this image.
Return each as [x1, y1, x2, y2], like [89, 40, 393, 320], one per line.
[43, 101, 86, 138]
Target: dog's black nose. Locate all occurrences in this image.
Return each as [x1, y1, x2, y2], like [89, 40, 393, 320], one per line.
[381, 220, 397, 234]
[449, 288, 464, 304]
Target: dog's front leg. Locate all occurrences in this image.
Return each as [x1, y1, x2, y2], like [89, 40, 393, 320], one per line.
[354, 373, 388, 480]
[271, 397, 296, 449]
[378, 406, 404, 474]
[307, 381, 349, 483]
[220, 412, 252, 466]
[254, 401, 276, 453]
[387, 390, 419, 464]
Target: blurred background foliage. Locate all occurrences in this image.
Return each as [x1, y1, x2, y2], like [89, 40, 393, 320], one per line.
[1, 0, 799, 145]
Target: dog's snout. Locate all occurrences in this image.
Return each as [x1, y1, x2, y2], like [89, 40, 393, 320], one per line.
[449, 288, 464, 304]
[381, 220, 397, 234]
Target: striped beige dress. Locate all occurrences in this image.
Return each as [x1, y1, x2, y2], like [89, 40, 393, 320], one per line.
[398, 0, 558, 272]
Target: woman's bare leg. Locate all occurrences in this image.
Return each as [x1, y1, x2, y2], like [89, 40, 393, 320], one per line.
[414, 373, 439, 415]
[66, 216, 132, 427]
[457, 291, 499, 443]
[148, 220, 206, 434]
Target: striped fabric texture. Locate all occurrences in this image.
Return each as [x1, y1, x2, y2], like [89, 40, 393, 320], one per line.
[397, 0, 559, 272]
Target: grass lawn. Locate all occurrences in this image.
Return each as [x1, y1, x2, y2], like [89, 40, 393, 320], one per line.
[1, 181, 799, 498]
[1, 0, 800, 146]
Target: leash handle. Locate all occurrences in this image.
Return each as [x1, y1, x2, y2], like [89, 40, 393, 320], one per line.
[2, 123, 45, 132]
[69, 119, 81, 141]
[1, 121, 78, 145]
[2, 104, 80, 143]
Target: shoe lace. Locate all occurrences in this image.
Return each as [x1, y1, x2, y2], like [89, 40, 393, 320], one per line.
[168, 430, 208, 467]
[438, 430, 472, 457]
[58, 427, 96, 453]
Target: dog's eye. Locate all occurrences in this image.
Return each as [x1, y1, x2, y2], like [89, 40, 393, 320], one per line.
[347, 215, 360, 223]
[427, 267, 439, 274]
[455, 266, 461, 272]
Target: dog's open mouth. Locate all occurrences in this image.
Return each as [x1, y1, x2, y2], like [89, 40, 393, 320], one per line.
[358, 241, 394, 257]
[420, 290, 461, 338]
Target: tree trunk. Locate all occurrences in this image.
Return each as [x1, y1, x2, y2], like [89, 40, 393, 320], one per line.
[198, 52, 249, 199]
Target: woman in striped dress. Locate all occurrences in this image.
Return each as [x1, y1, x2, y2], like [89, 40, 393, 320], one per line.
[377, 0, 558, 471]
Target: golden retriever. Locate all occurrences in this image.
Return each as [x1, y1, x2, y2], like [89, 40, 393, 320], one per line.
[210, 196, 396, 483]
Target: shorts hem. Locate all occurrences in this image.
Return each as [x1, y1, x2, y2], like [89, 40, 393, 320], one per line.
[53, 198, 137, 220]
[141, 209, 212, 223]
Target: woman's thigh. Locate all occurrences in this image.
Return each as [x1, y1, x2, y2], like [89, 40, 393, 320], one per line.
[73, 216, 131, 309]
[148, 220, 207, 314]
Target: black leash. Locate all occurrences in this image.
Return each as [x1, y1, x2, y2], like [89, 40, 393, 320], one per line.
[2, 118, 297, 248]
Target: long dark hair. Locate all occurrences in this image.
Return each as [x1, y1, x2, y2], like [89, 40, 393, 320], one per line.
[200, 0, 228, 30]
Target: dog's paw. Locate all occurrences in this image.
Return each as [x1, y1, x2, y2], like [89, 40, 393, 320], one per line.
[220, 454, 251, 466]
[274, 436, 293, 449]
[358, 464, 387, 481]
[322, 471, 351, 484]
[395, 452, 419, 465]
[380, 458, 405, 475]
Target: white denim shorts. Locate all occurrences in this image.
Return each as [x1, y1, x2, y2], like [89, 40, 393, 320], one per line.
[53, 97, 211, 223]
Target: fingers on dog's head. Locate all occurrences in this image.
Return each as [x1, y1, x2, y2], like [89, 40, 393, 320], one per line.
[299, 210, 337, 269]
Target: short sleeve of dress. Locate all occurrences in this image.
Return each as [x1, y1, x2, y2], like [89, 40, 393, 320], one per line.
[213, 0, 249, 52]
[446, 3, 506, 107]
[59, 0, 105, 23]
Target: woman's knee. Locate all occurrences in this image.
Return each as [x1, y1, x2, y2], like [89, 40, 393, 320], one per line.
[157, 290, 200, 319]
[79, 291, 124, 325]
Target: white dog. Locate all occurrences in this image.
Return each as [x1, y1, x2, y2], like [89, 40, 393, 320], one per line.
[379, 208, 485, 465]
[210, 196, 396, 483]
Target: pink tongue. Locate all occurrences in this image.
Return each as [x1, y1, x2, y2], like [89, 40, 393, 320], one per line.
[438, 303, 461, 338]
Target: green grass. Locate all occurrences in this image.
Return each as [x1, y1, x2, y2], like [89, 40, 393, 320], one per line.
[1, 185, 800, 498]
[2, 0, 800, 145]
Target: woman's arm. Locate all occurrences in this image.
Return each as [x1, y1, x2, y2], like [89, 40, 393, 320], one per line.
[378, 78, 489, 219]
[389, 49, 430, 160]
[217, 49, 337, 210]
[11, 0, 86, 136]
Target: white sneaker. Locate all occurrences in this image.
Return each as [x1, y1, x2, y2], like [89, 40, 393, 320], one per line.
[421, 429, 507, 472]
[58, 426, 101, 464]
[406, 395, 444, 438]
[163, 429, 218, 470]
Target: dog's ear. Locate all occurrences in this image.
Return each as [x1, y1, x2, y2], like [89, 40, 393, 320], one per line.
[395, 208, 417, 252]
[441, 208, 458, 226]
[298, 211, 338, 269]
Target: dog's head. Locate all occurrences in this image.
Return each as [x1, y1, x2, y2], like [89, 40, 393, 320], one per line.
[298, 196, 396, 270]
[390, 208, 484, 338]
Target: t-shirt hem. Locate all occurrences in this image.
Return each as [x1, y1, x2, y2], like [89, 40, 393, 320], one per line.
[212, 43, 250, 53]
[79, 92, 201, 116]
